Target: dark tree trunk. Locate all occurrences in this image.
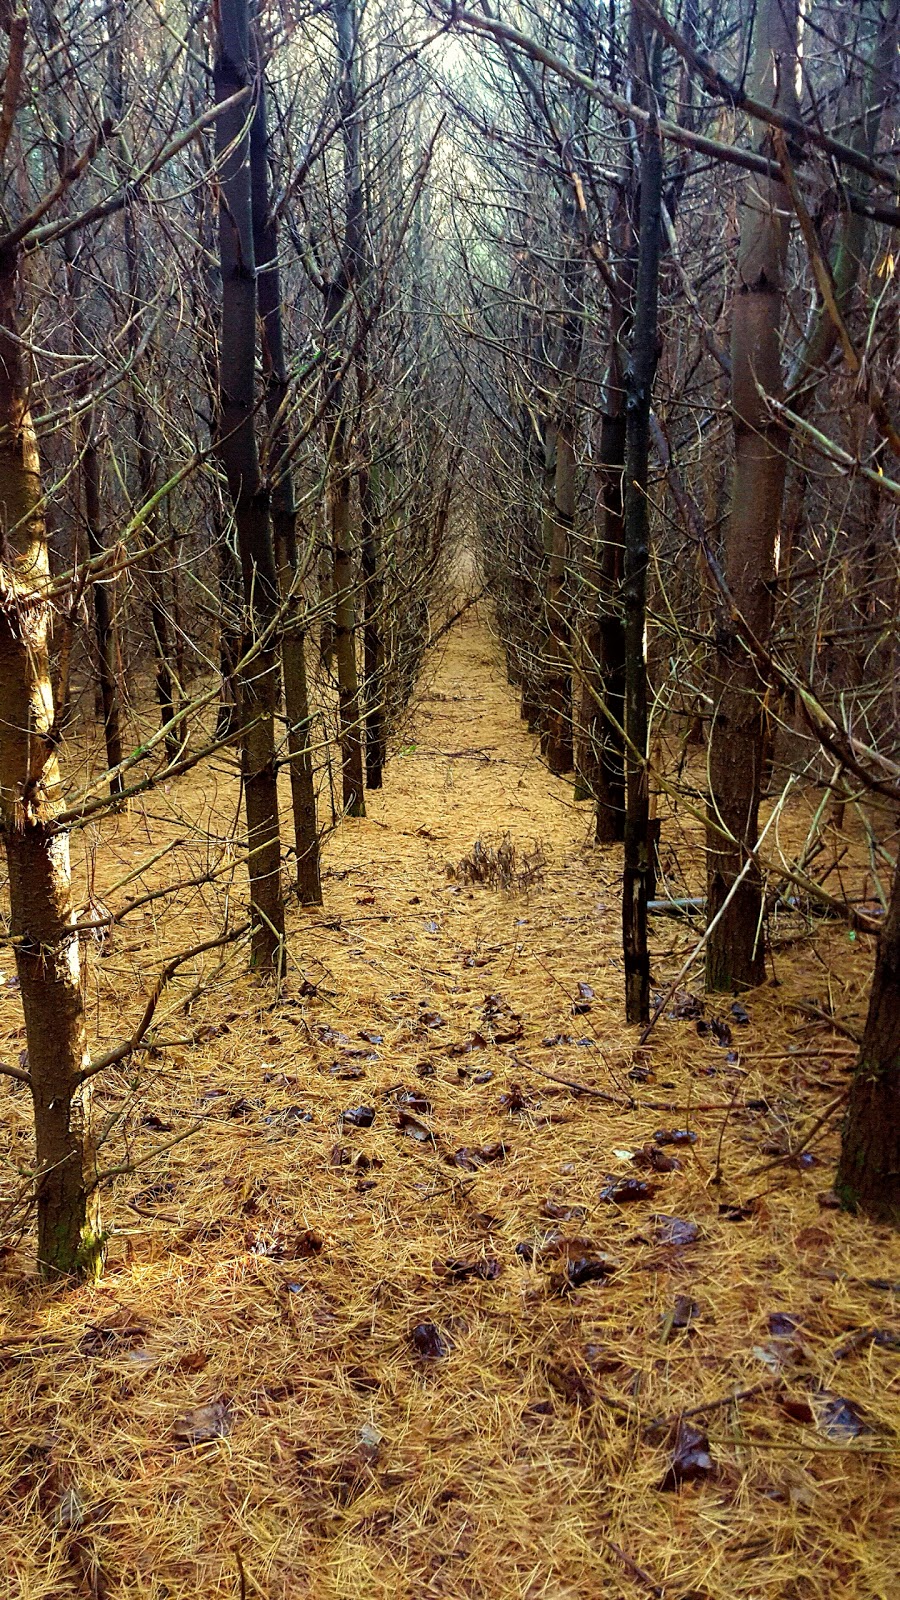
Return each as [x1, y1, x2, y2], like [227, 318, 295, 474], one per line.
[621, 95, 662, 1026]
[360, 454, 385, 788]
[836, 851, 900, 1225]
[249, 55, 322, 904]
[594, 99, 635, 843]
[108, 0, 178, 759]
[215, 0, 286, 972]
[323, 0, 366, 818]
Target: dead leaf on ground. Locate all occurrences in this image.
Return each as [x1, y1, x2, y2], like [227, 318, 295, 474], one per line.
[396, 1089, 433, 1115]
[540, 1198, 587, 1221]
[659, 1420, 715, 1490]
[447, 1142, 506, 1170]
[436, 1256, 501, 1281]
[600, 1177, 657, 1204]
[396, 1110, 435, 1143]
[172, 1397, 232, 1447]
[499, 1083, 531, 1114]
[631, 1144, 681, 1173]
[550, 1253, 616, 1293]
[654, 1216, 701, 1247]
[411, 1322, 448, 1359]
[653, 1128, 697, 1147]
[342, 1106, 375, 1128]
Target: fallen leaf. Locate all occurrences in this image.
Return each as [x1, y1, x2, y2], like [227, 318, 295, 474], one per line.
[141, 1113, 174, 1133]
[396, 1110, 435, 1143]
[411, 1322, 447, 1359]
[730, 1001, 751, 1025]
[817, 1392, 874, 1439]
[654, 1215, 701, 1247]
[342, 1106, 375, 1128]
[653, 1128, 697, 1147]
[499, 1083, 530, 1114]
[551, 1253, 615, 1293]
[448, 1142, 506, 1171]
[228, 1097, 256, 1119]
[328, 1061, 364, 1079]
[632, 1144, 681, 1173]
[396, 1090, 432, 1115]
[172, 1397, 232, 1447]
[358, 1030, 383, 1045]
[673, 1294, 700, 1329]
[600, 1177, 657, 1204]
[540, 1198, 587, 1221]
[281, 1105, 314, 1123]
[768, 1311, 803, 1340]
[436, 1256, 501, 1281]
[659, 1420, 715, 1490]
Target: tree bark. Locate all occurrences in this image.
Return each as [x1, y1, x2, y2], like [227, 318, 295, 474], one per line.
[249, 54, 322, 904]
[42, 0, 123, 793]
[836, 850, 900, 1225]
[705, 0, 799, 992]
[215, 0, 286, 972]
[107, 1, 179, 759]
[622, 97, 662, 1025]
[0, 249, 97, 1278]
[323, 0, 366, 818]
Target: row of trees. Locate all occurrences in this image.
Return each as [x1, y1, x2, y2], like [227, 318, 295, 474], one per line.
[0, 0, 462, 1275]
[441, 0, 900, 1217]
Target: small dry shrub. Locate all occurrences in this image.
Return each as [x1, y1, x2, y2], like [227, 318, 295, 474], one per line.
[450, 832, 545, 892]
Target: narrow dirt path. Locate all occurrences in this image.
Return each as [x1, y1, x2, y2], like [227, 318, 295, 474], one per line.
[2, 617, 898, 1600]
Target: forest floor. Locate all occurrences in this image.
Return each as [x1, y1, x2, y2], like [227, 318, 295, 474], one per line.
[1, 613, 899, 1600]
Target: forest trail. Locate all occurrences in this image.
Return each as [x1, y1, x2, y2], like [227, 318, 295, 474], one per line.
[2, 616, 900, 1600]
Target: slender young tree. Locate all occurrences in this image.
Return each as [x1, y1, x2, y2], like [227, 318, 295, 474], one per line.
[836, 848, 900, 1225]
[705, 0, 799, 992]
[323, 0, 366, 818]
[249, 53, 322, 904]
[0, 32, 97, 1273]
[621, 32, 662, 1025]
[214, 0, 286, 971]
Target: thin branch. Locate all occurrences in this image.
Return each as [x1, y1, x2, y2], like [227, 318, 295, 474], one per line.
[77, 923, 250, 1083]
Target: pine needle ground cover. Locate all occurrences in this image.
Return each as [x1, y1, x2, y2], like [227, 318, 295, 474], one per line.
[1, 619, 898, 1599]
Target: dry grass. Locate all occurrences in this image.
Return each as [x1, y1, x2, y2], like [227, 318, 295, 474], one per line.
[1, 617, 899, 1599]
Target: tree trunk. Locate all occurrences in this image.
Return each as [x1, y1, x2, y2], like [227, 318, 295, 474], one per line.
[593, 123, 635, 843]
[215, 0, 285, 972]
[836, 851, 900, 1225]
[543, 419, 575, 774]
[0, 251, 97, 1278]
[80, 411, 124, 790]
[705, 0, 799, 992]
[360, 453, 385, 788]
[249, 55, 322, 904]
[42, 0, 124, 793]
[323, 0, 366, 818]
[621, 97, 663, 1026]
[107, 2, 179, 760]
